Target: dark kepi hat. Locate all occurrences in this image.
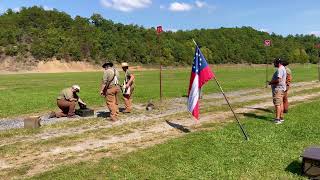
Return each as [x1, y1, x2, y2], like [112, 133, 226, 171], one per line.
[102, 62, 113, 68]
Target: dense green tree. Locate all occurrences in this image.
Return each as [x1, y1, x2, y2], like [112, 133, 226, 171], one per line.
[0, 6, 320, 65]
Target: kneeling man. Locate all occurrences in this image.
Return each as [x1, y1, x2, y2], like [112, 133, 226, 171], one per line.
[51, 85, 86, 118]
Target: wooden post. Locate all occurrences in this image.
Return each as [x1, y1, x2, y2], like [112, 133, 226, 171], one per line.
[315, 44, 320, 82]
[24, 116, 41, 128]
[264, 40, 271, 88]
[160, 63, 162, 101]
[157, 26, 163, 101]
[265, 62, 269, 88]
[318, 53, 320, 82]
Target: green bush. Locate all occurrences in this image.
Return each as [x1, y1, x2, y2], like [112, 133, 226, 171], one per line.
[4, 45, 18, 56]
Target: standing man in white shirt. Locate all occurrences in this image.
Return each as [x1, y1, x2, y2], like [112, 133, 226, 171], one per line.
[269, 58, 287, 124]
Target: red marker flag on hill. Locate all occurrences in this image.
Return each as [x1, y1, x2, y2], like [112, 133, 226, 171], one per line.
[187, 45, 215, 120]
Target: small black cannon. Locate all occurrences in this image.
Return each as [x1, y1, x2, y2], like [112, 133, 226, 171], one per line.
[75, 103, 94, 117]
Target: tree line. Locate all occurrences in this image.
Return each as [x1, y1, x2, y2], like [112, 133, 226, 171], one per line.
[0, 6, 319, 65]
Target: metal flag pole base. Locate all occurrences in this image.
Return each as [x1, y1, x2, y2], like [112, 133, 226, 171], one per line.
[213, 77, 249, 141]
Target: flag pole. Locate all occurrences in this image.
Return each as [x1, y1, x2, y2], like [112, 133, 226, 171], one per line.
[192, 39, 249, 141]
[212, 77, 249, 140]
[192, 39, 197, 47]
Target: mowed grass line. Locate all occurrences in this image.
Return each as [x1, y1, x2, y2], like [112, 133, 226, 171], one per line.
[28, 99, 320, 179]
[0, 64, 318, 118]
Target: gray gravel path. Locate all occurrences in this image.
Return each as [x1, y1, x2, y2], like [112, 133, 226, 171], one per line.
[0, 81, 317, 131]
[0, 110, 107, 131]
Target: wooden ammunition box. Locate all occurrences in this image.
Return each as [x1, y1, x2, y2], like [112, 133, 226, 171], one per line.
[75, 108, 94, 117]
[24, 116, 41, 128]
[301, 147, 320, 178]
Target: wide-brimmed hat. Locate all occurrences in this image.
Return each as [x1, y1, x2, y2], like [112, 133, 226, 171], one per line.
[72, 85, 80, 92]
[121, 62, 129, 67]
[102, 62, 113, 68]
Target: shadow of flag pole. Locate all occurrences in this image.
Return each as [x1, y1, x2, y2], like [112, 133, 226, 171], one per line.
[192, 39, 249, 141]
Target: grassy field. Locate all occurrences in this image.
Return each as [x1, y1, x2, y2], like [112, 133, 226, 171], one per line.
[29, 98, 320, 179]
[0, 64, 318, 118]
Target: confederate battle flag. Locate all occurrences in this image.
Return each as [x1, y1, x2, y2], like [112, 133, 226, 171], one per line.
[187, 45, 215, 120]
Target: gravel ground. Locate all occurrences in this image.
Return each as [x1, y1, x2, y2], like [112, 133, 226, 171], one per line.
[0, 81, 317, 132]
[0, 109, 109, 131]
[0, 119, 24, 131]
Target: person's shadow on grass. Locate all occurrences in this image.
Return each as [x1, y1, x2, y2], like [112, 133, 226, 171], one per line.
[96, 108, 130, 119]
[240, 113, 272, 122]
[246, 107, 273, 113]
[96, 111, 110, 118]
[119, 107, 126, 112]
[165, 120, 191, 133]
[285, 160, 303, 176]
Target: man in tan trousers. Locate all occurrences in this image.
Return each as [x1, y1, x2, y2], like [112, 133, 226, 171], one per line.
[121, 62, 135, 113]
[51, 85, 86, 118]
[100, 62, 120, 121]
[282, 60, 292, 113]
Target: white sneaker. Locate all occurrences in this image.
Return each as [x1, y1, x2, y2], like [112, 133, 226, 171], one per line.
[274, 119, 283, 124]
[279, 119, 284, 123]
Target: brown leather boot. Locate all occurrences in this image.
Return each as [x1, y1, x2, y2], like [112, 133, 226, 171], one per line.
[122, 109, 131, 113]
[48, 111, 56, 118]
[110, 117, 118, 122]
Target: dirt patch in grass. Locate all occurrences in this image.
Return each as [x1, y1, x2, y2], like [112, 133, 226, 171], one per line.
[0, 160, 11, 169]
[0, 59, 168, 74]
[34, 59, 100, 73]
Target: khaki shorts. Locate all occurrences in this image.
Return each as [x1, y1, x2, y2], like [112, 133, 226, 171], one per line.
[272, 90, 285, 106]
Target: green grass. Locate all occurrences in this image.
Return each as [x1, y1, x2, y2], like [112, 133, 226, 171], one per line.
[0, 64, 318, 118]
[29, 98, 320, 179]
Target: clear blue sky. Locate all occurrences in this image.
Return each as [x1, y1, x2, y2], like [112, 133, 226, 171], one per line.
[1, 0, 320, 36]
